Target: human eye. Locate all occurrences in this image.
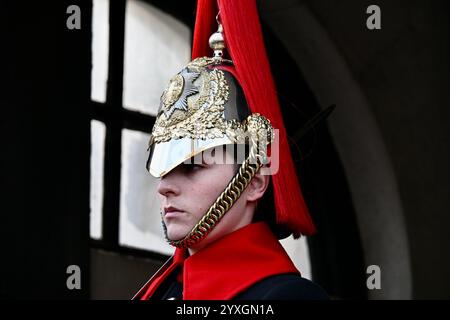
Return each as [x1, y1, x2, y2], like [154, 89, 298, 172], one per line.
[181, 163, 205, 172]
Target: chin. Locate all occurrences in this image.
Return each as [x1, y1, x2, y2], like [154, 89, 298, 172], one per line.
[166, 226, 189, 242]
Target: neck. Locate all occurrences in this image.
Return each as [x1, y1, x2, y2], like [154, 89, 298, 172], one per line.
[186, 202, 257, 255]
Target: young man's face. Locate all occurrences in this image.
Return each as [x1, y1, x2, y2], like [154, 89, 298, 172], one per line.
[157, 149, 250, 247]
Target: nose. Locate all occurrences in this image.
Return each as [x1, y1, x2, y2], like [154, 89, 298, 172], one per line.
[157, 171, 181, 197]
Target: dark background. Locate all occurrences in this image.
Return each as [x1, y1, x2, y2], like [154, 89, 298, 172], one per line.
[1, 0, 449, 299]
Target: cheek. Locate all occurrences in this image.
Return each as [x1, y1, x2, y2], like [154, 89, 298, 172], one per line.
[181, 165, 236, 217]
[188, 182, 217, 212]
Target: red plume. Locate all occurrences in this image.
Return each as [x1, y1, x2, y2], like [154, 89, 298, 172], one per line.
[192, 0, 217, 59]
[192, 0, 315, 237]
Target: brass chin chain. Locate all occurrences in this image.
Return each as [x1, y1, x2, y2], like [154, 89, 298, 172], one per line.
[167, 114, 273, 248]
[168, 153, 262, 248]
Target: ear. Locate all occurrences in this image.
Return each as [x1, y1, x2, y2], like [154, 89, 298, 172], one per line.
[246, 170, 270, 202]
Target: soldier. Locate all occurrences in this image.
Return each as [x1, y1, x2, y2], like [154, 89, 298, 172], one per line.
[133, 0, 328, 300]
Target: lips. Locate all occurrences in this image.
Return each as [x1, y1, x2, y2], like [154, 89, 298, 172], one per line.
[163, 206, 184, 218]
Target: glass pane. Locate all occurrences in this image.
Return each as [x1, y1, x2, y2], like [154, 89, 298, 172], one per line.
[123, 0, 191, 115]
[90, 120, 106, 239]
[119, 129, 172, 254]
[280, 236, 312, 280]
[91, 0, 110, 103]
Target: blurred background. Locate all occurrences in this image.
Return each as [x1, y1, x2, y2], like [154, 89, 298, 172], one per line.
[1, 0, 449, 299]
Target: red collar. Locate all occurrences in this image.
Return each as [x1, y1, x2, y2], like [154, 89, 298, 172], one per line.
[135, 222, 299, 300]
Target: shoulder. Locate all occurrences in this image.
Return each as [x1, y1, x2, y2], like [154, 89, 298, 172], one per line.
[235, 274, 329, 300]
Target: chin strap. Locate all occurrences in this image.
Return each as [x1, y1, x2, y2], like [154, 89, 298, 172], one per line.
[167, 114, 273, 248]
